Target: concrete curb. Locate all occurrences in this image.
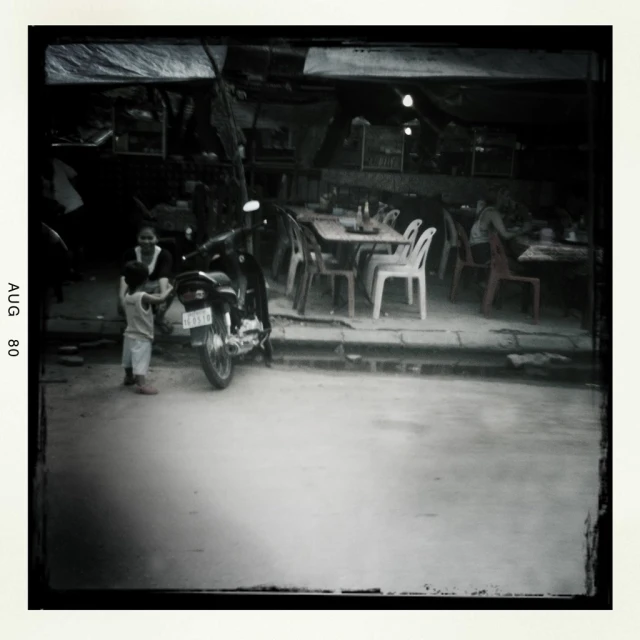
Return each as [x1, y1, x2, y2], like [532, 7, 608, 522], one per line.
[270, 354, 601, 385]
[44, 318, 598, 365]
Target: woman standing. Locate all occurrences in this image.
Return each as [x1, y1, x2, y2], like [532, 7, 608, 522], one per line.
[118, 224, 175, 334]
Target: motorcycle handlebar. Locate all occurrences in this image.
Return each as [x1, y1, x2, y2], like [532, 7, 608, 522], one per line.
[181, 248, 201, 262]
[181, 219, 267, 262]
[247, 219, 268, 233]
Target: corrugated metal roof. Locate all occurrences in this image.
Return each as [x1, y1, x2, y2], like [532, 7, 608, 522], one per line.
[46, 43, 227, 85]
[304, 47, 596, 81]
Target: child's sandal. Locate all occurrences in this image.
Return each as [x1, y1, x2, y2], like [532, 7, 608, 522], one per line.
[135, 385, 158, 395]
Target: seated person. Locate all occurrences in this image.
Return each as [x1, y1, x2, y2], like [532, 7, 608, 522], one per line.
[469, 186, 532, 266]
[118, 223, 175, 334]
[537, 183, 588, 237]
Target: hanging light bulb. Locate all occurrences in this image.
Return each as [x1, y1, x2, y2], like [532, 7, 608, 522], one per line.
[404, 127, 412, 136]
[402, 94, 413, 107]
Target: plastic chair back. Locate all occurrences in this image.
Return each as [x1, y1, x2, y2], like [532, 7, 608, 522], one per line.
[409, 227, 437, 269]
[383, 209, 401, 228]
[374, 203, 389, 220]
[398, 219, 423, 260]
[443, 208, 456, 246]
[287, 214, 305, 257]
[274, 206, 291, 245]
[454, 222, 473, 262]
[489, 233, 511, 276]
[300, 225, 329, 272]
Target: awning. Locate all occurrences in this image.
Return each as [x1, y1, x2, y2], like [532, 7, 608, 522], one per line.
[46, 43, 228, 86]
[304, 47, 596, 82]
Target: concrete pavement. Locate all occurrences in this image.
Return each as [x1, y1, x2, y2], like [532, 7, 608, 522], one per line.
[42, 355, 602, 595]
[44, 266, 597, 365]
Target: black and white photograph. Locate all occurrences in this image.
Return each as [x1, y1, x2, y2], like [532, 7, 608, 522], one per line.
[24, 25, 612, 613]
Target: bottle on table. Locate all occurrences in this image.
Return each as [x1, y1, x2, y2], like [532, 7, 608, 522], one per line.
[356, 205, 363, 228]
[363, 201, 370, 225]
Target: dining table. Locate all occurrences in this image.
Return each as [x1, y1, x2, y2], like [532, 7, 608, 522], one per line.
[284, 204, 338, 225]
[515, 237, 602, 264]
[286, 205, 408, 246]
[512, 231, 601, 328]
[284, 204, 410, 307]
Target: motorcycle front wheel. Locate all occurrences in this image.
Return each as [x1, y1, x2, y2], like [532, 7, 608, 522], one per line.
[198, 309, 234, 389]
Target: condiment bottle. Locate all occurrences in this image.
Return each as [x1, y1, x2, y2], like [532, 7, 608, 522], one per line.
[356, 205, 363, 227]
[363, 201, 370, 224]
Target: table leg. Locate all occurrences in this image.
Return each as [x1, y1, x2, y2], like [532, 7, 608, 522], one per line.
[357, 243, 378, 305]
[331, 243, 375, 311]
[327, 244, 350, 311]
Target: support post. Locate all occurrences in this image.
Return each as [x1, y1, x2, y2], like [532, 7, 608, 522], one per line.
[202, 40, 252, 252]
[248, 44, 273, 263]
[585, 52, 596, 334]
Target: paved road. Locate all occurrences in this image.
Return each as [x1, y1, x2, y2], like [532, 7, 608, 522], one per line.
[42, 354, 602, 595]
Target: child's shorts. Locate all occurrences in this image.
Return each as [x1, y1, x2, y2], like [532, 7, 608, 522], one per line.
[122, 336, 152, 376]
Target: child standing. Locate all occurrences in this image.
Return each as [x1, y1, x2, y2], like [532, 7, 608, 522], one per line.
[121, 260, 173, 395]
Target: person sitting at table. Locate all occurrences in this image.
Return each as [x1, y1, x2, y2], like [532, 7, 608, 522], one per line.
[550, 184, 588, 237]
[469, 186, 532, 266]
[368, 191, 389, 217]
[118, 223, 175, 334]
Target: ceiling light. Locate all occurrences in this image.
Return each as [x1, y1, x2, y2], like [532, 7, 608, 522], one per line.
[402, 94, 413, 108]
[404, 127, 412, 136]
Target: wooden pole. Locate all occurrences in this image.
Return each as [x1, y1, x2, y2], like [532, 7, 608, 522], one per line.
[585, 52, 596, 334]
[201, 40, 252, 252]
[249, 44, 273, 264]
[250, 44, 273, 155]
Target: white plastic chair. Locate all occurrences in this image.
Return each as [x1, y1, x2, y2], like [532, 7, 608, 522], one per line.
[271, 207, 292, 280]
[437, 207, 458, 280]
[354, 208, 401, 266]
[363, 218, 423, 295]
[379, 209, 401, 255]
[371, 227, 437, 321]
[382, 209, 400, 228]
[285, 214, 336, 298]
[373, 202, 389, 221]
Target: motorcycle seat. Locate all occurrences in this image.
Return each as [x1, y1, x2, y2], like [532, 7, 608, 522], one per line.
[204, 271, 233, 287]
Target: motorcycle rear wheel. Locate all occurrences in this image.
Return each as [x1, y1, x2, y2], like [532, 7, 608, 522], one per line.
[198, 310, 234, 389]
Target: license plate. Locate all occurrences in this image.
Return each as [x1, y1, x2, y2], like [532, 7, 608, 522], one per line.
[182, 307, 213, 329]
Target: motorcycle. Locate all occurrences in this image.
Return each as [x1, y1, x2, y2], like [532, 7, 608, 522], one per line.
[175, 200, 273, 389]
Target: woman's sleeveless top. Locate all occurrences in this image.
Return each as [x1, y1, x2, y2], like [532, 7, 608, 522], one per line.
[469, 207, 496, 246]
